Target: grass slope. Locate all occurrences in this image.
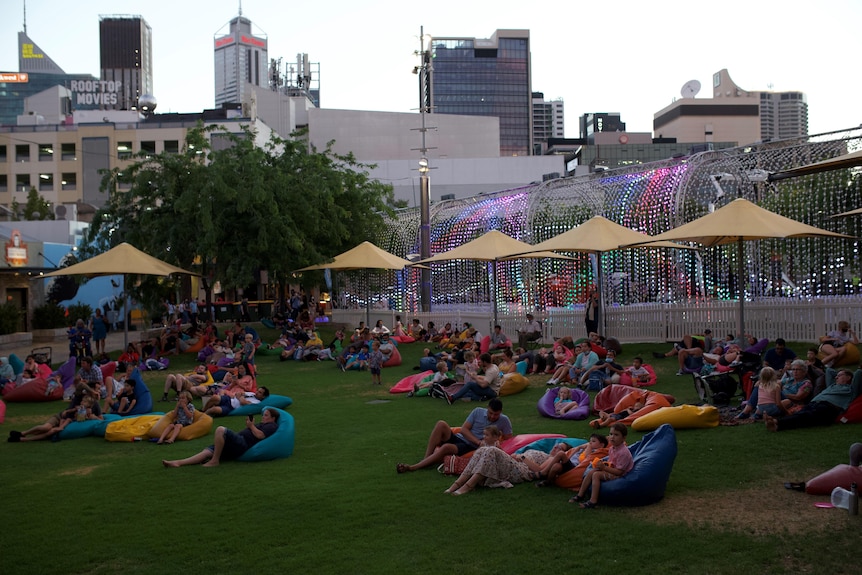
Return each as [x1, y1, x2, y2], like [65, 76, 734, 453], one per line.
[1, 328, 858, 575]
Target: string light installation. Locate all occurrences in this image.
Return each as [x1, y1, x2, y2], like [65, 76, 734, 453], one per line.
[337, 127, 862, 315]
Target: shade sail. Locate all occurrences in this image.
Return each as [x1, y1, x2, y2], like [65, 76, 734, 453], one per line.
[295, 241, 416, 271]
[413, 230, 540, 264]
[41, 242, 198, 278]
[524, 215, 689, 254]
[768, 149, 862, 182]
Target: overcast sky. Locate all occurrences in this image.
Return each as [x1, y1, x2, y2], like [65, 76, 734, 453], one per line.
[2, 0, 860, 137]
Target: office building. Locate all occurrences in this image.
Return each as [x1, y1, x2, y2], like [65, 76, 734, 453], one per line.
[99, 15, 154, 110]
[532, 92, 564, 155]
[429, 29, 532, 156]
[759, 90, 808, 141]
[580, 113, 626, 143]
[214, 12, 268, 107]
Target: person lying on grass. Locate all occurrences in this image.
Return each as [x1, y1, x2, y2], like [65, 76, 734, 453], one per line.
[569, 422, 633, 509]
[8, 381, 103, 442]
[534, 434, 610, 488]
[162, 407, 279, 467]
[203, 387, 270, 417]
[396, 398, 512, 473]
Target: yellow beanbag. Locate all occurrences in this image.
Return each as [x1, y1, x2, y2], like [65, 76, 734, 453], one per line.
[818, 342, 860, 367]
[146, 410, 213, 441]
[631, 404, 719, 432]
[499, 373, 529, 396]
[104, 415, 163, 442]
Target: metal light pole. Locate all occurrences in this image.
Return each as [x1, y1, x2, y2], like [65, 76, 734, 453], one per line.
[416, 27, 433, 312]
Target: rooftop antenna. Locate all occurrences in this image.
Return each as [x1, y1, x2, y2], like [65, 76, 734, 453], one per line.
[238, 0, 242, 16]
[23, 0, 27, 34]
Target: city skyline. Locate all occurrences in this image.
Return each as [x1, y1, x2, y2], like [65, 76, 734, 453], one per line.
[1, 0, 860, 137]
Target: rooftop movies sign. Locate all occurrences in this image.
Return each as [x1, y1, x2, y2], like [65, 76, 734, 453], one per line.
[70, 80, 123, 106]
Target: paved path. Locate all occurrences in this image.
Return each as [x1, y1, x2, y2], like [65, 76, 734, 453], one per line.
[4, 330, 138, 365]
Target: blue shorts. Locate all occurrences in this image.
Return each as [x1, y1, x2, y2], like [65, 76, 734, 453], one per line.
[217, 395, 235, 416]
[446, 434, 477, 456]
[370, 367, 381, 376]
[207, 428, 248, 461]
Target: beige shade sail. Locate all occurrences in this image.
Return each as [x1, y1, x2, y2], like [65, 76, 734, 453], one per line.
[636, 198, 852, 248]
[295, 241, 417, 271]
[41, 242, 199, 278]
[832, 207, 862, 218]
[768, 149, 862, 182]
[412, 230, 541, 264]
[523, 215, 689, 254]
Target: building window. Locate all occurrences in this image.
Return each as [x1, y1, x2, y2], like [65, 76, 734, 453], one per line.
[164, 140, 179, 154]
[117, 141, 132, 160]
[39, 173, 53, 191]
[39, 143, 54, 161]
[0, 174, 6, 192]
[141, 141, 156, 157]
[0, 145, 6, 162]
[16, 174, 30, 193]
[16, 144, 30, 162]
[61, 172, 76, 191]
[61, 143, 76, 161]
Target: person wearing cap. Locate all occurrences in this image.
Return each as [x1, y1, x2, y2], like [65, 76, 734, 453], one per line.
[517, 313, 542, 349]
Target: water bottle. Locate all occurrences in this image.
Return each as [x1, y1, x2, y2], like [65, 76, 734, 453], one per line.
[851, 482, 859, 516]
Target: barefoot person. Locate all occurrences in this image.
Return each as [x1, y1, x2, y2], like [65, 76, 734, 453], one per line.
[395, 398, 512, 473]
[162, 408, 279, 468]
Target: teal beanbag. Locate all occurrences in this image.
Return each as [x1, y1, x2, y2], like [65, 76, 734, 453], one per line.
[238, 408, 295, 462]
[230, 395, 293, 417]
[8, 353, 25, 376]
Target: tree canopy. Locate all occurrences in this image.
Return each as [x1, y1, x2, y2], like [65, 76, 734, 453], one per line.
[84, 123, 394, 303]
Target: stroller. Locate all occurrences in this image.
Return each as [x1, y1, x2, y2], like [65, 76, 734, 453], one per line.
[692, 351, 761, 406]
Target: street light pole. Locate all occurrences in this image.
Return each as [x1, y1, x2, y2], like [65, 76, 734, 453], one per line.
[417, 27, 433, 312]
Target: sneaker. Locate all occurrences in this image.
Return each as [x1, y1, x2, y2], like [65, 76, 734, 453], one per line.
[339, 363, 346, 372]
[160, 394, 169, 402]
[445, 392, 454, 405]
[406, 391, 414, 398]
[675, 370, 685, 376]
[546, 378, 557, 386]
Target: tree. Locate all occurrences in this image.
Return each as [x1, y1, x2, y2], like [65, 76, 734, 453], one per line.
[84, 123, 393, 306]
[10, 188, 55, 221]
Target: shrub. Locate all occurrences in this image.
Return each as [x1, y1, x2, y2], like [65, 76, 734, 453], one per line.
[66, 302, 93, 326]
[0, 302, 22, 335]
[32, 303, 68, 329]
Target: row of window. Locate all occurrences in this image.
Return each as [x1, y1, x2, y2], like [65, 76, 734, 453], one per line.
[0, 172, 76, 193]
[0, 140, 180, 162]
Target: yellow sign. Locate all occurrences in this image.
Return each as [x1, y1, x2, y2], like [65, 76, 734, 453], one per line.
[0, 72, 28, 83]
[21, 43, 43, 59]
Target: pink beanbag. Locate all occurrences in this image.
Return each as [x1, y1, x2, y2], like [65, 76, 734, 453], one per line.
[391, 335, 415, 344]
[389, 371, 434, 394]
[0, 399, 5, 423]
[806, 464, 862, 495]
[480, 335, 491, 354]
[383, 346, 402, 368]
[618, 364, 658, 387]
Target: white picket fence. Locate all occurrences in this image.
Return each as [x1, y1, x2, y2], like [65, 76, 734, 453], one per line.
[330, 296, 862, 344]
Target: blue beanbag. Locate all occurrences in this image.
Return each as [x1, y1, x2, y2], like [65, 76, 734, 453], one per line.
[8, 353, 25, 376]
[121, 369, 153, 416]
[536, 387, 590, 420]
[238, 407, 295, 462]
[513, 436, 587, 454]
[419, 356, 438, 371]
[59, 414, 123, 440]
[229, 395, 293, 417]
[516, 360, 528, 375]
[595, 423, 678, 506]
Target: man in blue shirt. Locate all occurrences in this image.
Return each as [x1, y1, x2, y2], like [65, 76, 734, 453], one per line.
[765, 368, 862, 431]
[762, 338, 797, 373]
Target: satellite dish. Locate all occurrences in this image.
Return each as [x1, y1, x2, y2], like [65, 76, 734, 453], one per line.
[680, 79, 701, 98]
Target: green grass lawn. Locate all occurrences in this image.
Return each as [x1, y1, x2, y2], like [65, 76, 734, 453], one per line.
[1, 327, 859, 575]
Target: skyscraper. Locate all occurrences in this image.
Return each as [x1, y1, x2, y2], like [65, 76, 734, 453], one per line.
[99, 15, 153, 110]
[214, 12, 268, 107]
[532, 92, 564, 154]
[429, 29, 532, 156]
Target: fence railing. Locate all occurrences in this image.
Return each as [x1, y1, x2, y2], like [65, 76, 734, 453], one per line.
[330, 296, 862, 344]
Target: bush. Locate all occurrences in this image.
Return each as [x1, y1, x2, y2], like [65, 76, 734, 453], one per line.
[32, 303, 68, 329]
[66, 302, 93, 326]
[0, 302, 22, 335]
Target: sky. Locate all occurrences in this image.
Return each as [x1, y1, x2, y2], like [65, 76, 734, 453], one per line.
[1, 0, 860, 137]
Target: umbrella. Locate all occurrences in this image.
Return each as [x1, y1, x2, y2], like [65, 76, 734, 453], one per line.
[832, 207, 862, 218]
[40, 242, 199, 348]
[768, 149, 862, 182]
[295, 241, 417, 324]
[513, 215, 691, 335]
[628, 198, 853, 337]
[413, 230, 573, 325]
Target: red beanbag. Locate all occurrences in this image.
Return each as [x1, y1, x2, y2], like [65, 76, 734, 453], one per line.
[389, 371, 434, 394]
[805, 464, 862, 495]
[2, 378, 63, 402]
[383, 346, 402, 368]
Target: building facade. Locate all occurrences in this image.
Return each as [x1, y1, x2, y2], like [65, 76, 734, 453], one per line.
[429, 29, 532, 157]
[532, 92, 564, 155]
[99, 15, 154, 110]
[214, 15, 268, 108]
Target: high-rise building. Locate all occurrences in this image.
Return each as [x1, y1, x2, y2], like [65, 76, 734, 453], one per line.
[532, 92, 564, 155]
[429, 29, 532, 156]
[99, 15, 153, 110]
[580, 113, 626, 143]
[214, 12, 268, 107]
[759, 91, 808, 141]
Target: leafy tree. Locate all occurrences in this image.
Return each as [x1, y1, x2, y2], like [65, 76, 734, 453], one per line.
[84, 123, 393, 306]
[9, 187, 54, 221]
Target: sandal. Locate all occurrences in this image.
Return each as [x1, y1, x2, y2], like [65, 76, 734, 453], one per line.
[580, 500, 597, 509]
[568, 494, 583, 504]
[784, 481, 806, 492]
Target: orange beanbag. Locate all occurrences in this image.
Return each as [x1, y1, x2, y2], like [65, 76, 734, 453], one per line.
[554, 446, 609, 490]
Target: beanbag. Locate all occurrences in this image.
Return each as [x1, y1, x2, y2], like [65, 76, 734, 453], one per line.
[631, 404, 719, 431]
[59, 414, 122, 440]
[238, 407, 295, 461]
[618, 364, 657, 387]
[56, 356, 77, 391]
[183, 338, 206, 354]
[612, 389, 674, 426]
[592, 384, 675, 415]
[480, 335, 491, 354]
[500, 433, 566, 454]
[839, 394, 862, 423]
[2, 377, 63, 402]
[121, 369, 153, 416]
[230, 395, 294, 417]
[0, 398, 5, 423]
[805, 464, 862, 495]
[418, 356, 439, 371]
[589, 342, 607, 360]
[537, 387, 590, 420]
[146, 410, 213, 441]
[818, 342, 861, 367]
[256, 345, 283, 357]
[389, 371, 434, 394]
[554, 446, 610, 490]
[140, 357, 170, 371]
[499, 373, 529, 396]
[261, 318, 276, 329]
[596, 423, 678, 506]
[104, 414, 162, 441]
[392, 335, 415, 344]
[100, 362, 117, 380]
[513, 436, 587, 454]
[8, 353, 25, 375]
[516, 360, 528, 375]
[382, 346, 402, 368]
